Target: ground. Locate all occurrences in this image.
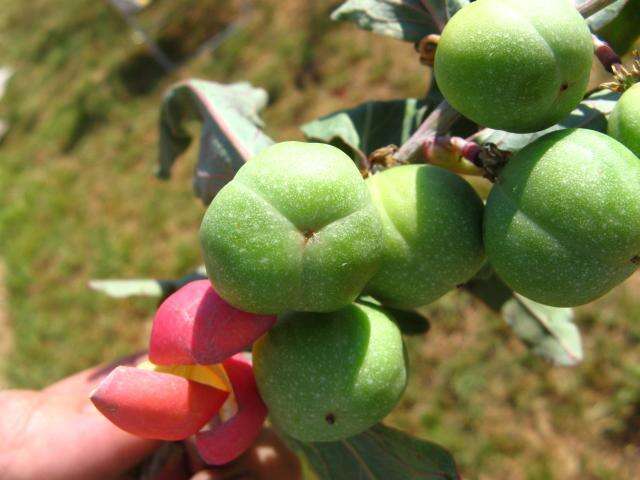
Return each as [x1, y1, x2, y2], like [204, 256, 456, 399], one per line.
[0, 1, 639, 479]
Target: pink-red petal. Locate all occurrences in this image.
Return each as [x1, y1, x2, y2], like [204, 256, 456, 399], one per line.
[90, 366, 228, 441]
[196, 354, 268, 465]
[149, 280, 276, 365]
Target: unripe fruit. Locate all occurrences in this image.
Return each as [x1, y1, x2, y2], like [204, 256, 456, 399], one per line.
[434, 0, 593, 133]
[253, 303, 407, 442]
[365, 165, 484, 309]
[608, 83, 640, 158]
[484, 129, 640, 307]
[200, 141, 383, 314]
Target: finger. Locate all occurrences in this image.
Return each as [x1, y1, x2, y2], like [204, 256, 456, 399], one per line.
[0, 389, 158, 480]
[238, 428, 302, 480]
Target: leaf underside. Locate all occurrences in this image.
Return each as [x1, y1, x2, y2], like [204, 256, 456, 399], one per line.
[158, 79, 273, 205]
[465, 271, 583, 366]
[330, 0, 447, 43]
[89, 267, 207, 302]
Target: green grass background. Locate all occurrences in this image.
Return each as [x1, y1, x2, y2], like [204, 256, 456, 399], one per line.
[1, 1, 640, 478]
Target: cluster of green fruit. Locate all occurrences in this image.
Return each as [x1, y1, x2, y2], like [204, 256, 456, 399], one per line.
[198, 0, 640, 443]
[434, 0, 640, 306]
[200, 141, 484, 441]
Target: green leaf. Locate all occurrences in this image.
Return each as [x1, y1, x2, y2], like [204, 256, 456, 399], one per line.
[301, 98, 435, 159]
[158, 79, 273, 205]
[445, 0, 468, 18]
[502, 295, 583, 367]
[598, 0, 640, 55]
[576, 0, 630, 31]
[465, 271, 582, 366]
[472, 89, 621, 153]
[289, 424, 460, 480]
[464, 270, 513, 312]
[89, 267, 207, 301]
[330, 0, 447, 43]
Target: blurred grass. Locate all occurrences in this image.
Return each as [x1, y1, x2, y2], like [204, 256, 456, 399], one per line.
[0, 1, 639, 479]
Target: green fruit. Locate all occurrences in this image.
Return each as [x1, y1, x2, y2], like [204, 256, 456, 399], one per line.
[608, 83, 640, 158]
[434, 0, 592, 133]
[365, 165, 484, 309]
[484, 129, 640, 307]
[253, 303, 407, 442]
[200, 141, 382, 314]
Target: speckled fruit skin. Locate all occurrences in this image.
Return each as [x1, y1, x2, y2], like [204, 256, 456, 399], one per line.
[200, 141, 382, 315]
[365, 165, 484, 309]
[434, 0, 593, 133]
[608, 83, 640, 158]
[253, 303, 407, 442]
[484, 129, 640, 307]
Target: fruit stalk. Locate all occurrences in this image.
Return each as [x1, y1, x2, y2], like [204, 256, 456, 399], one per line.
[592, 35, 622, 73]
[393, 100, 460, 164]
[422, 136, 484, 176]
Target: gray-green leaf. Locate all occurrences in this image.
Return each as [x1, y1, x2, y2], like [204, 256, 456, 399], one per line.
[290, 424, 460, 480]
[445, 0, 468, 18]
[577, 0, 629, 31]
[301, 98, 435, 160]
[89, 267, 207, 301]
[331, 0, 447, 43]
[465, 271, 582, 366]
[502, 294, 583, 367]
[472, 89, 620, 153]
[157, 79, 273, 205]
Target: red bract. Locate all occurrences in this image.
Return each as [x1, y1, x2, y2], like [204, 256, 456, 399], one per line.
[196, 354, 268, 465]
[90, 366, 229, 441]
[90, 281, 272, 465]
[150, 280, 276, 365]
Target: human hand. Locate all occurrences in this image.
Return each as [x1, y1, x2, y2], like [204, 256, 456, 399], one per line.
[0, 354, 158, 480]
[0, 354, 301, 480]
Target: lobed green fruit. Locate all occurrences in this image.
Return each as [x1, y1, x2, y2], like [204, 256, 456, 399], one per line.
[365, 164, 485, 309]
[200, 141, 382, 314]
[484, 129, 640, 307]
[608, 83, 640, 158]
[434, 0, 593, 133]
[253, 303, 407, 442]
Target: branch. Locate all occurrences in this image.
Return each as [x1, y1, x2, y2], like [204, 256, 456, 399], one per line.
[393, 100, 460, 164]
[577, 0, 618, 18]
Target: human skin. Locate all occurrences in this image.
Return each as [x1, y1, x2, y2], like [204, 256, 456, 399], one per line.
[484, 129, 640, 307]
[608, 83, 640, 158]
[0, 358, 300, 480]
[200, 141, 382, 314]
[434, 0, 593, 133]
[365, 164, 484, 309]
[0, 355, 158, 480]
[253, 303, 407, 442]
